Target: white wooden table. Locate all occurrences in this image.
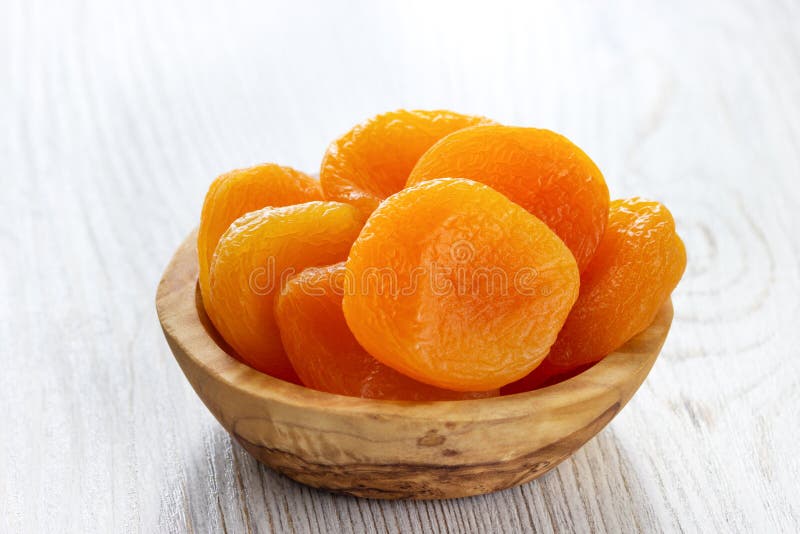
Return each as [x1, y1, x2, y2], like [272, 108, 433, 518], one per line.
[3, 0, 799, 532]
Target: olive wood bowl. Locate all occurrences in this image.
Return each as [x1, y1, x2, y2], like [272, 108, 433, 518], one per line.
[156, 229, 673, 500]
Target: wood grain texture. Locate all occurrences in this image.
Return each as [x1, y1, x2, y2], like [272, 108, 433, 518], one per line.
[2, 0, 799, 532]
[156, 229, 671, 500]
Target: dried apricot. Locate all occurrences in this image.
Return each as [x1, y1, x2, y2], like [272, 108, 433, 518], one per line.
[342, 178, 580, 392]
[198, 164, 322, 315]
[275, 263, 498, 400]
[207, 201, 363, 381]
[506, 197, 686, 392]
[320, 109, 494, 215]
[501, 359, 594, 395]
[406, 125, 609, 272]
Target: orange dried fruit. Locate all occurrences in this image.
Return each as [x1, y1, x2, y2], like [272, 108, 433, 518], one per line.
[207, 201, 363, 381]
[505, 197, 686, 393]
[275, 263, 498, 401]
[320, 109, 495, 215]
[342, 178, 580, 392]
[407, 125, 609, 272]
[198, 164, 322, 314]
[501, 359, 594, 395]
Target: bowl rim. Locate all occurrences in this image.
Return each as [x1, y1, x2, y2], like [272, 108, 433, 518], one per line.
[157, 228, 673, 422]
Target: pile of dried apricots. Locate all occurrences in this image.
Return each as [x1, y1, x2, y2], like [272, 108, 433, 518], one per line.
[198, 109, 686, 400]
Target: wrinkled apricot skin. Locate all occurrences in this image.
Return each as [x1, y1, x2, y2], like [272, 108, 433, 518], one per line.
[320, 109, 495, 215]
[506, 198, 686, 393]
[275, 263, 498, 401]
[207, 201, 363, 381]
[197, 164, 322, 317]
[407, 125, 609, 272]
[342, 178, 580, 392]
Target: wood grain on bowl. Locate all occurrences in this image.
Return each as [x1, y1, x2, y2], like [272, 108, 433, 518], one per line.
[156, 229, 673, 500]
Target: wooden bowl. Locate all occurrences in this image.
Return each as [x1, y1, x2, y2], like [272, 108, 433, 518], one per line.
[156, 229, 673, 500]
